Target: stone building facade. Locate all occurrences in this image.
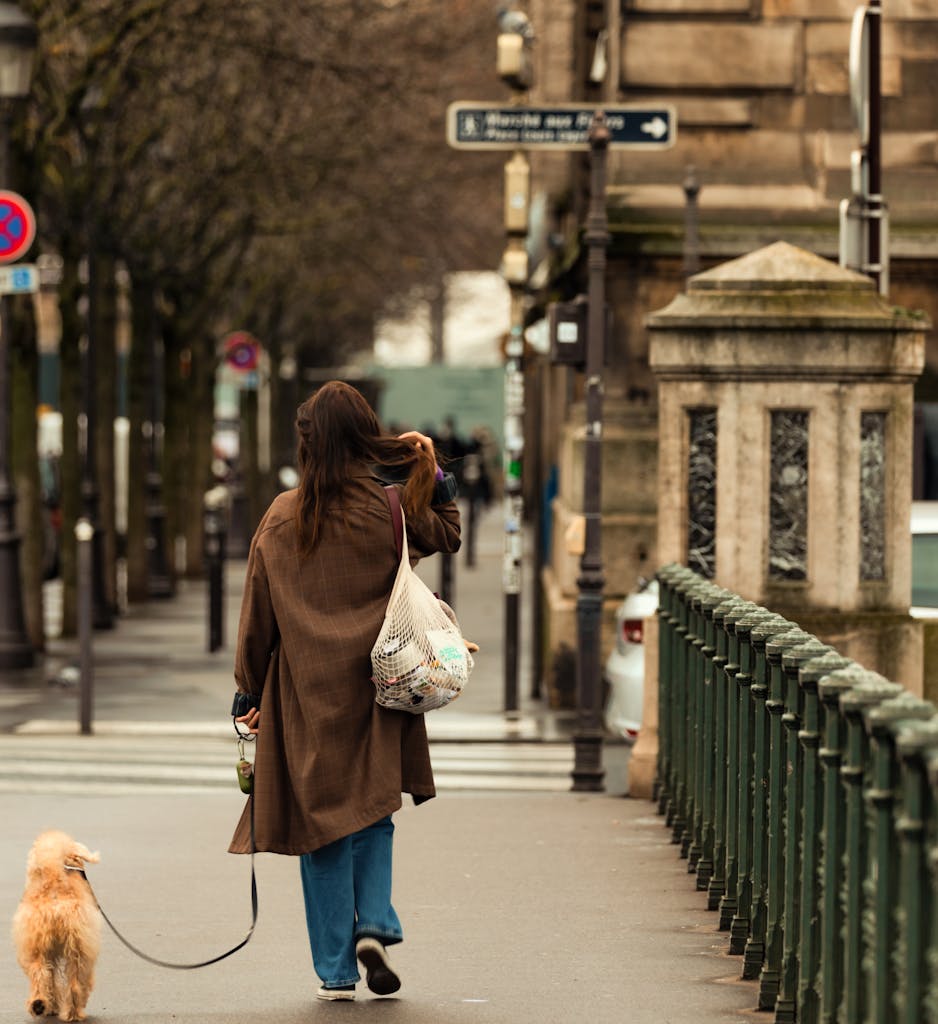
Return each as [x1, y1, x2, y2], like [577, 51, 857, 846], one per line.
[527, 0, 938, 702]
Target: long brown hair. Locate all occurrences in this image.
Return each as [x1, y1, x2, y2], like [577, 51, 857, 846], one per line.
[294, 381, 435, 552]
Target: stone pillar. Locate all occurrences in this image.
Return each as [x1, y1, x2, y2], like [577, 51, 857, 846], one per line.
[541, 400, 657, 707]
[649, 240, 926, 690]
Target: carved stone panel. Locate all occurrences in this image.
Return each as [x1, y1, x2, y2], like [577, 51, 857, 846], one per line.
[687, 408, 717, 578]
[859, 412, 887, 582]
[769, 410, 809, 582]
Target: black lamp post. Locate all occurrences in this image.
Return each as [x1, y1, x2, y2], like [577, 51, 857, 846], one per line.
[0, 1, 37, 670]
[571, 112, 610, 793]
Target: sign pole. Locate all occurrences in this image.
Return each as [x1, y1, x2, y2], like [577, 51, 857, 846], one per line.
[502, 147, 530, 719]
[571, 112, 609, 792]
[866, 0, 882, 293]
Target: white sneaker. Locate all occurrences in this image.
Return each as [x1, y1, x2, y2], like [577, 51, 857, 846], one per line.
[317, 985, 356, 1001]
[355, 937, 402, 996]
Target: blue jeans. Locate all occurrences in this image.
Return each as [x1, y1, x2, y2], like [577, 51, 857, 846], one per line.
[299, 815, 403, 989]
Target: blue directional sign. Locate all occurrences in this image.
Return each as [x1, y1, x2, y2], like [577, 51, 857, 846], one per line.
[446, 103, 677, 151]
[0, 262, 38, 295]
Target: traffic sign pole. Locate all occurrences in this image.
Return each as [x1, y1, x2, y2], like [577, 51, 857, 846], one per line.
[867, 0, 883, 294]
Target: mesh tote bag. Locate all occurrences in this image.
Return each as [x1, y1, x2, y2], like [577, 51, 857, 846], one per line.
[370, 486, 472, 713]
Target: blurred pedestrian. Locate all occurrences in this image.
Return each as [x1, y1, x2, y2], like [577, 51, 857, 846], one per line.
[229, 380, 460, 1001]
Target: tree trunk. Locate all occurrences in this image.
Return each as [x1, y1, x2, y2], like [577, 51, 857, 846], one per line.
[11, 299, 42, 650]
[58, 256, 84, 638]
[125, 276, 153, 603]
[92, 251, 118, 618]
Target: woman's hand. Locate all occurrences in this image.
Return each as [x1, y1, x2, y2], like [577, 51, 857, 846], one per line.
[398, 430, 436, 463]
[235, 707, 260, 735]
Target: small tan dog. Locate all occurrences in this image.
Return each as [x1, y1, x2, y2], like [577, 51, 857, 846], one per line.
[12, 830, 102, 1022]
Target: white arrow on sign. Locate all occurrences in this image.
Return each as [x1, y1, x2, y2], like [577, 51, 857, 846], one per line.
[641, 116, 669, 140]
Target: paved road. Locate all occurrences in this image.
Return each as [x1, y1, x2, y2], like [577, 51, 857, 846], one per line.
[1, 790, 758, 1024]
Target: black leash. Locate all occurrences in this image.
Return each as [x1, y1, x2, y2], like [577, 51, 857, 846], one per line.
[67, 787, 258, 971]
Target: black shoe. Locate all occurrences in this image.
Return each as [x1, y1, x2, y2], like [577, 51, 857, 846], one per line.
[355, 938, 401, 996]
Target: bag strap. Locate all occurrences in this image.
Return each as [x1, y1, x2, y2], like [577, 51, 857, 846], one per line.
[383, 485, 404, 562]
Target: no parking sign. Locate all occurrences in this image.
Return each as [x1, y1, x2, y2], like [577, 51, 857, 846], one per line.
[0, 190, 35, 265]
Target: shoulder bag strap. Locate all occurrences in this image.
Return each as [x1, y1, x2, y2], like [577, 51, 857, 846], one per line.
[383, 485, 404, 562]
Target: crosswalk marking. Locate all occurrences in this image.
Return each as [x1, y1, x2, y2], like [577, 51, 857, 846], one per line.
[2, 727, 575, 795]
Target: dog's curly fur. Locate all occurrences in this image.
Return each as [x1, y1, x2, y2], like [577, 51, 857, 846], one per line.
[12, 831, 102, 1022]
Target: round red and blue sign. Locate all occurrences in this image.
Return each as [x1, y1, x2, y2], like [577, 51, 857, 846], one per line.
[0, 190, 36, 265]
[224, 331, 260, 372]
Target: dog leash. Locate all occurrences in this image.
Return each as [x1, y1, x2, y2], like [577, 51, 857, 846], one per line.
[66, 791, 258, 971]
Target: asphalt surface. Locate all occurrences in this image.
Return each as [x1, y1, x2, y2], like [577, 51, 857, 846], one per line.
[1, 505, 760, 1022]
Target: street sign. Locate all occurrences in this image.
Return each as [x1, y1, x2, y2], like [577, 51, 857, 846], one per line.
[447, 103, 677, 151]
[223, 331, 260, 372]
[0, 262, 38, 294]
[0, 191, 36, 265]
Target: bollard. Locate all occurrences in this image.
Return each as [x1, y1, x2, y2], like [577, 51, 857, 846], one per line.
[75, 518, 94, 736]
[839, 675, 904, 1024]
[708, 596, 749, 912]
[894, 719, 938, 1024]
[463, 451, 481, 569]
[728, 610, 784, 957]
[817, 665, 865, 1024]
[794, 650, 853, 1024]
[718, 600, 760, 931]
[203, 486, 229, 653]
[774, 638, 829, 1024]
[439, 551, 454, 609]
[862, 693, 934, 1024]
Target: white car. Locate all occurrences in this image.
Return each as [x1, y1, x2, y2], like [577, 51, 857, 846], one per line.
[912, 501, 938, 616]
[603, 578, 659, 744]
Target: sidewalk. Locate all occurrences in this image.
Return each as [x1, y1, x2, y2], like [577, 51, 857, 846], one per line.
[0, 506, 760, 1022]
[0, 504, 563, 739]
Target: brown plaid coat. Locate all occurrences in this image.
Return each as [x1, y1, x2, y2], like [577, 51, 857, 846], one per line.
[229, 466, 460, 855]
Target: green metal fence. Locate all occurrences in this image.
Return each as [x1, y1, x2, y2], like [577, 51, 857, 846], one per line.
[656, 563, 938, 1024]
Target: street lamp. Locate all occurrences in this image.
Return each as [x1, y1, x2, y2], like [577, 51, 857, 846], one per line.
[0, 0, 37, 670]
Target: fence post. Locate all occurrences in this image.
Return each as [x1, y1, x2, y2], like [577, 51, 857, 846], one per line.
[817, 665, 866, 1024]
[696, 586, 730, 892]
[728, 612, 786, 957]
[670, 573, 701, 852]
[840, 676, 904, 1023]
[709, 597, 749, 912]
[688, 587, 709, 870]
[863, 694, 935, 1024]
[655, 565, 682, 816]
[894, 719, 938, 1024]
[719, 601, 759, 931]
[774, 638, 830, 1024]
[751, 624, 807, 992]
[664, 567, 696, 823]
[795, 651, 854, 1024]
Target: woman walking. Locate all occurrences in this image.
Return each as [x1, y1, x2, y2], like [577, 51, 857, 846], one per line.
[229, 380, 461, 1001]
